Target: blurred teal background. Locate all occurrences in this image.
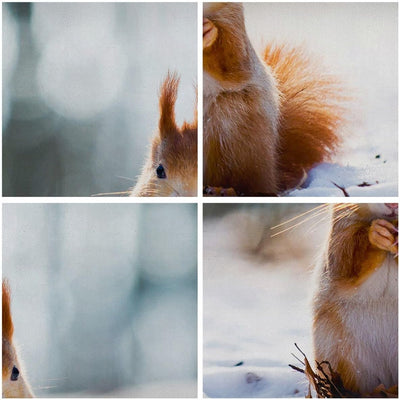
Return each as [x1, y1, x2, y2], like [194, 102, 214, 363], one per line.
[3, 3, 197, 196]
[3, 203, 197, 397]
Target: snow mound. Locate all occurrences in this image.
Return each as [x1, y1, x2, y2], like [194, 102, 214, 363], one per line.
[204, 366, 308, 398]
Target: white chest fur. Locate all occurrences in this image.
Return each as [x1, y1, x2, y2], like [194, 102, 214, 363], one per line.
[341, 255, 398, 392]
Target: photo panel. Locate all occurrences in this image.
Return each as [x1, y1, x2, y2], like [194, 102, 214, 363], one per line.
[203, 2, 397, 197]
[203, 203, 398, 397]
[3, 203, 197, 397]
[3, 2, 197, 197]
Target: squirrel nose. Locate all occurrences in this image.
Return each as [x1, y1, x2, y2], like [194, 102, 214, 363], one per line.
[385, 203, 398, 210]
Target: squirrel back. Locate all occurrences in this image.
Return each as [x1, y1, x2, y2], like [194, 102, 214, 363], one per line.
[2, 280, 34, 398]
[312, 203, 398, 394]
[131, 73, 197, 197]
[203, 3, 345, 195]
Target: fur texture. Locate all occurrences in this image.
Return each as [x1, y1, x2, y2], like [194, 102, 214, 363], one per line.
[204, 3, 280, 194]
[2, 281, 34, 398]
[131, 73, 197, 197]
[203, 3, 344, 194]
[312, 204, 398, 394]
[263, 44, 343, 191]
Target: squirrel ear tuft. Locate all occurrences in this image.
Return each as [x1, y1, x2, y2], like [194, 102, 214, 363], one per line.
[2, 280, 14, 342]
[159, 72, 180, 138]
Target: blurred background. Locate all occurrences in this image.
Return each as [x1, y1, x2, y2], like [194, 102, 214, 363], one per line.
[203, 203, 328, 273]
[3, 3, 197, 196]
[203, 204, 331, 397]
[3, 203, 197, 397]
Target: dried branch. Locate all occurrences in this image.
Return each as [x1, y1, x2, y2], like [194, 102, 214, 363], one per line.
[288, 344, 398, 398]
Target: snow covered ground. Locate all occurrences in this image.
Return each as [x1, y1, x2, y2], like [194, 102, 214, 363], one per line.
[203, 205, 332, 397]
[244, 3, 398, 197]
[289, 162, 397, 197]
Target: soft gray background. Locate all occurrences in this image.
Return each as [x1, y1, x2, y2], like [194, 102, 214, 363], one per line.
[3, 203, 197, 397]
[3, 2, 197, 196]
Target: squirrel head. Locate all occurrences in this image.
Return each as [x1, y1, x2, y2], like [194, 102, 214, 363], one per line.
[132, 73, 197, 197]
[2, 281, 34, 398]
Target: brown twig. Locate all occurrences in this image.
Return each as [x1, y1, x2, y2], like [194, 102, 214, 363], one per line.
[289, 344, 382, 398]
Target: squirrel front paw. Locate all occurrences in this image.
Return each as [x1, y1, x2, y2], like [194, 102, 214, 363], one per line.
[369, 219, 398, 255]
[203, 18, 218, 49]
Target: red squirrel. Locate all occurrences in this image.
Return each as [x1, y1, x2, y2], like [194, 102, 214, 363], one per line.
[2, 281, 34, 398]
[312, 203, 398, 394]
[131, 73, 197, 197]
[203, 3, 344, 195]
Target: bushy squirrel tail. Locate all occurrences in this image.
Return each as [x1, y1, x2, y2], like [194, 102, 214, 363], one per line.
[264, 44, 346, 192]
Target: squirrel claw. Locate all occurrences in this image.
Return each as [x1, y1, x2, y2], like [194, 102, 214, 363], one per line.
[369, 219, 398, 254]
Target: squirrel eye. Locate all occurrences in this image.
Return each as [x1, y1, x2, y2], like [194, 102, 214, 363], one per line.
[156, 164, 166, 179]
[11, 366, 19, 381]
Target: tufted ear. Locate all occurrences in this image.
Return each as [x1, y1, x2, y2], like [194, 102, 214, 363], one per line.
[159, 72, 180, 138]
[2, 280, 14, 342]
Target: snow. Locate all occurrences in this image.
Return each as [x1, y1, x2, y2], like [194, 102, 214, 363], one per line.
[204, 367, 307, 398]
[203, 207, 332, 397]
[289, 162, 397, 197]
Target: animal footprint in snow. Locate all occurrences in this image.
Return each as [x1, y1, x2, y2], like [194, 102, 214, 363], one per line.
[246, 372, 262, 384]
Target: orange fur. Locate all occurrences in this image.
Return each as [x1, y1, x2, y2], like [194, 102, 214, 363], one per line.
[313, 204, 398, 394]
[264, 44, 344, 191]
[203, 3, 345, 195]
[2, 280, 13, 343]
[159, 75, 179, 135]
[203, 3, 253, 87]
[313, 300, 359, 390]
[203, 3, 280, 194]
[131, 72, 197, 197]
[326, 215, 386, 285]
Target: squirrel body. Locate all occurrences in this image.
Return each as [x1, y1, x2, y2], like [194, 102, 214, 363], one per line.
[131, 73, 197, 197]
[2, 281, 34, 398]
[312, 203, 398, 394]
[203, 3, 343, 194]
